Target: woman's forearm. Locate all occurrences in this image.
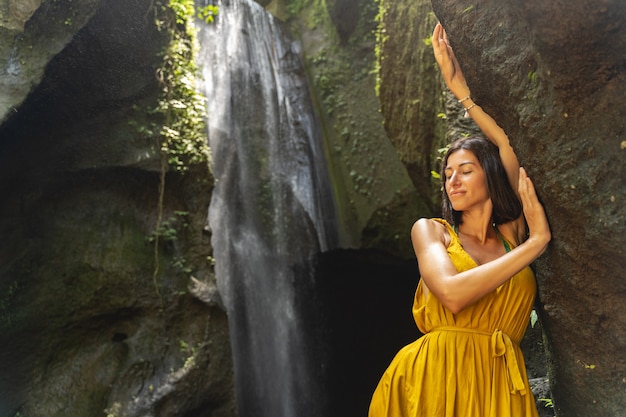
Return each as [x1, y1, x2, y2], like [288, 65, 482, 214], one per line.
[462, 99, 514, 150]
[434, 235, 549, 313]
[462, 99, 521, 189]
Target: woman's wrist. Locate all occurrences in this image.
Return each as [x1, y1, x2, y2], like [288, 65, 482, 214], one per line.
[460, 97, 478, 117]
[458, 94, 471, 104]
[524, 233, 551, 256]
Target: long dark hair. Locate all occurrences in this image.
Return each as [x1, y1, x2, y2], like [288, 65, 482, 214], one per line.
[440, 136, 522, 226]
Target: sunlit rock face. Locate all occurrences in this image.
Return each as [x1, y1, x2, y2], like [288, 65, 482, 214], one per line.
[0, 0, 41, 31]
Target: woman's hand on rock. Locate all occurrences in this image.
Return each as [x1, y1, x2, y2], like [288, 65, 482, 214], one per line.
[518, 167, 551, 253]
[432, 23, 470, 100]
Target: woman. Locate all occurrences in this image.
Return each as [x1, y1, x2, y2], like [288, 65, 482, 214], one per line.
[368, 23, 551, 417]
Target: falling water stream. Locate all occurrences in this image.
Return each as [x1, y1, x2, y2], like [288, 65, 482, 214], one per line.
[196, 1, 342, 415]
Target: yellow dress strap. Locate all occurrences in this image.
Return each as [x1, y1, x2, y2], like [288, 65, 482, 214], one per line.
[430, 327, 527, 396]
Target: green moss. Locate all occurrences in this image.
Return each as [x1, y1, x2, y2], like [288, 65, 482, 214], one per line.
[374, 0, 389, 96]
[131, 0, 219, 304]
[155, 0, 212, 174]
[287, 0, 332, 30]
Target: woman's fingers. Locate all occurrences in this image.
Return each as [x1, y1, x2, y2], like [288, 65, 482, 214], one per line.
[519, 168, 536, 210]
[433, 23, 443, 47]
[433, 24, 447, 61]
[433, 24, 450, 59]
[520, 168, 542, 211]
[433, 22, 441, 39]
[518, 167, 529, 197]
[518, 167, 551, 245]
[432, 23, 470, 98]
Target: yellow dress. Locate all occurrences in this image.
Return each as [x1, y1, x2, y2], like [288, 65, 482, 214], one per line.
[369, 219, 539, 417]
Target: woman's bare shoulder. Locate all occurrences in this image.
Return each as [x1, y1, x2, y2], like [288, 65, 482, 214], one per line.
[411, 218, 450, 248]
[412, 217, 445, 233]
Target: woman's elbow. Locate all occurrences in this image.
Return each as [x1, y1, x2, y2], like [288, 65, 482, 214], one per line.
[443, 300, 466, 315]
[436, 289, 468, 314]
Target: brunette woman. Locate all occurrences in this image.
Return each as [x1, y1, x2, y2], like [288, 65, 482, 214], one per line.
[368, 23, 551, 417]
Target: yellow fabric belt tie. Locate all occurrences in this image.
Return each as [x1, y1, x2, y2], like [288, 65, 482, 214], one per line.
[431, 326, 527, 396]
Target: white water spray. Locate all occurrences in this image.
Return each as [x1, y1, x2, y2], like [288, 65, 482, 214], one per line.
[196, 1, 341, 415]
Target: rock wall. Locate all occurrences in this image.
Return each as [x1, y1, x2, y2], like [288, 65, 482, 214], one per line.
[0, 0, 102, 122]
[375, 0, 449, 213]
[287, 0, 432, 259]
[379, 0, 626, 414]
[0, 1, 236, 416]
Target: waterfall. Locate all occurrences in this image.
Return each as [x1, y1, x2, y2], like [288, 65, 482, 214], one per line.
[196, 1, 342, 416]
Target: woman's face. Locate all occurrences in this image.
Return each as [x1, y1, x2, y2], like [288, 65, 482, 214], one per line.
[444, 149, 490, 212]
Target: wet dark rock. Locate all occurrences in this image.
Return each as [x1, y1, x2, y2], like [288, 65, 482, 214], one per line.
[0, 1, 236, 416]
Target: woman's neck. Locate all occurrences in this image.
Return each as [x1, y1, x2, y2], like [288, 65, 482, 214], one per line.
[459, 208, 494, 244]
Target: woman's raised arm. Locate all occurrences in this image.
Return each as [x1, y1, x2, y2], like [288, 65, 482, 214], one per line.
[432, 23, 520, 194]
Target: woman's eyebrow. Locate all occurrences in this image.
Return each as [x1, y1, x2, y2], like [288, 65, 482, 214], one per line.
[445, 161, 477, 171]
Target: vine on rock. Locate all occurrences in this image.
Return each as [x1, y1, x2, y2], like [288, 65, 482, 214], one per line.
[155, 0, 213, 173]
[150, 0, 217, 305]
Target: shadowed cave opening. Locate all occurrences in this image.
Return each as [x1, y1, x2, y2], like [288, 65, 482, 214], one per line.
[313, 249, 420, 417]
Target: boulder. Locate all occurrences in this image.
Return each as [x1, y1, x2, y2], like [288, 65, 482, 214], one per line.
[378, 0, 626, 414]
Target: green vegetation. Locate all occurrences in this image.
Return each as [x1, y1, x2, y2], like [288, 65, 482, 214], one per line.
[155, 0, 212, 174]
[197, 4, 219, 23]
[374, 0, 389, 96]
[539, 397, 554, 408]
[530, 309, 539, 328]
[286, 0, 307, 18]
[287, 0, 329, 29]
[146, 210, 190, 244]
[431, 144, 451, 180]
[299, 0, 382, 197]
[146, 0, 216, 304]
[285, 0, 409, 228]
[179, 339, 198, 369]
[310, 53, 350, 115]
